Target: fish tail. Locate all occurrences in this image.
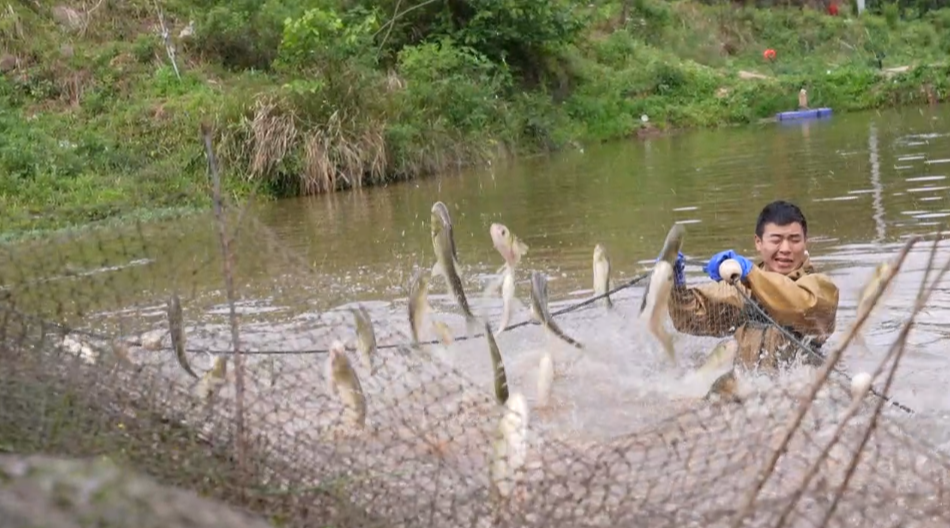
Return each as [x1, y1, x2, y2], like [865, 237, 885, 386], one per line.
[492, 353, 509, 404]
[483, 272, 505, 297]
[176, 349, 199, 379]
[547, 322, 584, 350]
[486, 324, 509, 405]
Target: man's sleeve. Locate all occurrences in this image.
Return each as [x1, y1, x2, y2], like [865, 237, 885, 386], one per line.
[668, 281, 746, 337]
[744, 267, 839, 338]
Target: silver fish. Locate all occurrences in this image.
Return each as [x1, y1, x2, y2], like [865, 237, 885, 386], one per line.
[639, 224, 686, 364]
[490, 223, 529, 268]
[593, 244, 613, 309]
[485, 321, 509, 405]
[639, 260, 676, 363]
[350, 305, 377, 375]
[408, 268, 432, 344]
[168, 293, 198, 379]
[529, 272, 583, 350]
[430, 202, 479, 334]
[495, 264, 516, 336]
[325, 340, 367, 428]
[657, 223, 686, 265]
[195, 355, 228, 402]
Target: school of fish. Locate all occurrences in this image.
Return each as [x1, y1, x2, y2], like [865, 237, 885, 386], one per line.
[53, 199, 899, 502]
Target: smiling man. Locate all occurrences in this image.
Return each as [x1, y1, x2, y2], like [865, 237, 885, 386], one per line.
[666, 200, 840, 371]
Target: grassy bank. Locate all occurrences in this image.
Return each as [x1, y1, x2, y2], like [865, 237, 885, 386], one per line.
[2, 0, 950, 237]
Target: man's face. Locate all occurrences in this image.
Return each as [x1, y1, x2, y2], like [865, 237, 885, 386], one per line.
[755, 222, 807, 275]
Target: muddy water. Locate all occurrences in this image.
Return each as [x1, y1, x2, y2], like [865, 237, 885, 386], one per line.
[4, 106, 950, 452]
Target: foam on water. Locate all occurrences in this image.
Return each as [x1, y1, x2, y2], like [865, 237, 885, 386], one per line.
[10, 109, 950, 511]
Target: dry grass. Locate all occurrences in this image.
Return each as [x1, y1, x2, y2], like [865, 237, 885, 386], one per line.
[2, 1, 505, 204]
[57, 68, 94, 107]
[300, 112, 365, 194]
[249, 97, 298, 180]
[384, 70, 407, 93]
[234, 92, 462, 194]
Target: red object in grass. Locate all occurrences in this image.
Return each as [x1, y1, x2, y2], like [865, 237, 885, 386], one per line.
[828, 3, 839, 15]
[763, 48, 777, 61]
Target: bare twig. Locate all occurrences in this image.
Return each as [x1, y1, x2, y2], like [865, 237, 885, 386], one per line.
[773, 237, 936, 528]
[372, 0, 442, 41]
[200, 122, 246, 495]
[78, 0, 104, 37]
[729, 235, 922, 528]
[153, 0, 181, 80]
[820, 233, 950, 526]
[375, 0, 403, 60]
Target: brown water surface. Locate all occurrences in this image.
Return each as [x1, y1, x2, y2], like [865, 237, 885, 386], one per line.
[4, 105, 950, 449]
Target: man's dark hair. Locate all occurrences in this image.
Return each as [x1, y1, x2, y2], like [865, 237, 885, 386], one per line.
[755, 200, 807, 238]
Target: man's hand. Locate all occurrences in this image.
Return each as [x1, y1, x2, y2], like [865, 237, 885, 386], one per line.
[705, 250, 753, 282]
[656, 251, 687, 286]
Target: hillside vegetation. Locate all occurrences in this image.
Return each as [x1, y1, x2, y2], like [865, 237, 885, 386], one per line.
[2, 0, 950, 236]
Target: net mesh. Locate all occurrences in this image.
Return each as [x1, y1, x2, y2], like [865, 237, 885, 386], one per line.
[2, 146, 950, 527]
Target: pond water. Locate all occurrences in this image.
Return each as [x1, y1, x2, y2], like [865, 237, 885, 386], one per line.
[4, 105, 950, 452]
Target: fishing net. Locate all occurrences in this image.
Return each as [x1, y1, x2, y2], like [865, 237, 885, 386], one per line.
[2, 141, 950, 527]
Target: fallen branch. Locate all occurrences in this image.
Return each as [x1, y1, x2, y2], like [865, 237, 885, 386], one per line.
[729, 235, 922, 528]
[372, 0, 441, 43]
[819, 234, 950, 526]
[773, 235, 943, 528]
[153, 0, 181, 80]
[200, 122, 246, 496]
[375, 0, 402, 60]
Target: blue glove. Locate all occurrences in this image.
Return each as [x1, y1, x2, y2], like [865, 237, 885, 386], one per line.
[656, 251, 687, 286]
[705, 250, 753, 282]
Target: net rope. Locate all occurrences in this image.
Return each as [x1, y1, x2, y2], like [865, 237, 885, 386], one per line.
[2, 140, 949, 527]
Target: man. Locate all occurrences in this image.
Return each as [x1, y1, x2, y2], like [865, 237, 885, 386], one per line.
[666, 200, 840, 370]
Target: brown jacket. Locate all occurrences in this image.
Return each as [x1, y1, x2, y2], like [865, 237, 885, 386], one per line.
[667, 257, 839, 370]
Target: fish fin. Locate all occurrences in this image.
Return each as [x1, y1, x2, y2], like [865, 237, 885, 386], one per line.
[546, 320, 584, 350]
[639, 279, 652, 315]
[483, 274, 505, 297]
[448, 229, 459, 263]
[176, 354, 198, 379]
[529, 302, 542, 324]
[514, 238, 529, 257]
[452, 258, 463, 279]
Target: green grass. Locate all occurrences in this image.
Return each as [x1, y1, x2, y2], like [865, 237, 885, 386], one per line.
[2, 0, 950, 239]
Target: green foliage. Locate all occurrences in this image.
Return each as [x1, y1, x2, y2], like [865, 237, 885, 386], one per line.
[276, 6, 380, 103]
[277, 6, 380, 72]
[395, 38, 510, 132]
[0, 0, 948, 238]
[883, 1, 901, 27]
[358, 0, 585, 70]
[190, 0, 327, 70]
[451, 0, 586, 61]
